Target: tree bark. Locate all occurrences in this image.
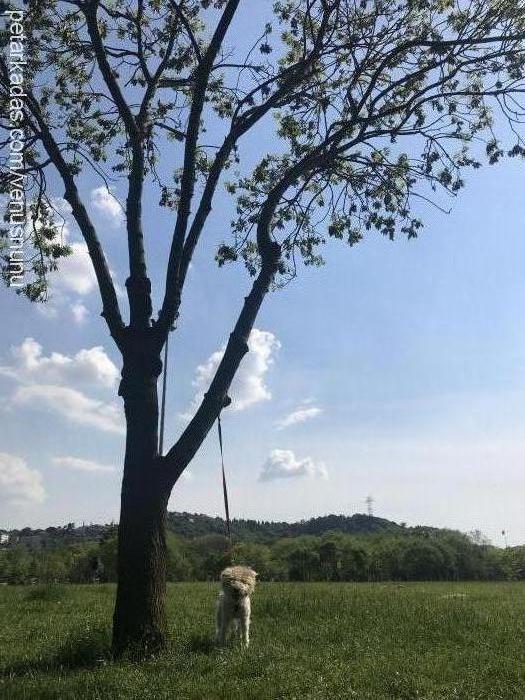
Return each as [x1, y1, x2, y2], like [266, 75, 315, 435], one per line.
[112, 342, 169, 658]
[112, 473, 169, 657]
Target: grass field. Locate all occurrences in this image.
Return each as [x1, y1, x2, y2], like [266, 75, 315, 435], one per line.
[1, 582, 525, 699]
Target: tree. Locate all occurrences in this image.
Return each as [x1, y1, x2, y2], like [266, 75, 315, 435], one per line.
[232, 541, 279, 580]
[319, 538, 340, 580]
[340, 541, 368, 581]
[400, 541, 446, 580]
[2, 0, 525, 656]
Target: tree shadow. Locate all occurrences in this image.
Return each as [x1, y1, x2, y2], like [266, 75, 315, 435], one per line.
[2, 626, 112, 679]
[187, 632, 216, 655]
[3, 627, 220, 678]
[24, 584, 70, 604]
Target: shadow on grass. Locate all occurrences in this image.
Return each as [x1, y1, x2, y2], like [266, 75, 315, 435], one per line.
[3, 628, 218, 678]
[24, 584, 70, 603]
[2, 625, 112, 678]
[187, 632, 216, 655]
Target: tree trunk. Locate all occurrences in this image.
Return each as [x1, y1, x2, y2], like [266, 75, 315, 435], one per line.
[112, 476, 169, 657]
[112, 347, 170, 658]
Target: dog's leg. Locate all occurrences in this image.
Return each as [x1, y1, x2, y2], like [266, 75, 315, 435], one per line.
[240, 616, 250, 648]
[216, 599, 226, 646]
[232, 618, 240, 643]
[240, 600, 251, 648]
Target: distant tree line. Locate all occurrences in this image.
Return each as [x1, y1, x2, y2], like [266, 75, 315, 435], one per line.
[165, 512, 407, 541]
[2, 526, 525, 585]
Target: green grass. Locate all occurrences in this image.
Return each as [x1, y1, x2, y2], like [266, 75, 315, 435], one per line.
[1, 582, 525, 699]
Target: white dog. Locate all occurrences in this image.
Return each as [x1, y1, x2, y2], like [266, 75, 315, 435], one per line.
[215, 565, 257, 648]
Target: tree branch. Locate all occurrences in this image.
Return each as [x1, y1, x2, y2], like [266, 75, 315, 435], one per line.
[162, 237, 280, 483]
[157, 1, 335, 338]
[19, 85, 125, 347]
[137, 6, 180, 127]
[84, 2, 141, 145]
[156, 0, 241, 340]
[162, 145, 332, 482]
[169, 0, 202, 63]
[84, 0, 151, 329]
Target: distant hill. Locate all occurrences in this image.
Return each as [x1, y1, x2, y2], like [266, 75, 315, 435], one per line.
[3, 512, 445, 549]
[165, 511, 437, 541]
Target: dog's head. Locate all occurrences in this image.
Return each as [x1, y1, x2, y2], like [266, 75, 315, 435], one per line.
[220, 565, 257, 597]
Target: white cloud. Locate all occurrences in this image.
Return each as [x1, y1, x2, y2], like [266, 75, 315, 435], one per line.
[29, 205, 97, 298]
[0, 453, 46, 505]
[34, 243, 96, 321]
[1, 339, 123, 436]
[25, 196, 123, 320]
[71, 302, 89, 325]
[51, 197, 73, 216]
[0, 338, 119, 389]
[48, 243, 124, 319]
[91, 186, 124, 227]
[55, 241, 97, 295]
[259, 449, 328, 482]
[13, 384, 124, 435]
[185, 329, 280, 416]
[36, 302, 59, 320]
[52, 456, 115, 473]
[277, 405, 323, 429]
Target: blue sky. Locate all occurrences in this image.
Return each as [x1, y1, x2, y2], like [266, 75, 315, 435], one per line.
[2, 4, 525, 545]
[2, 156, 525, 545]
